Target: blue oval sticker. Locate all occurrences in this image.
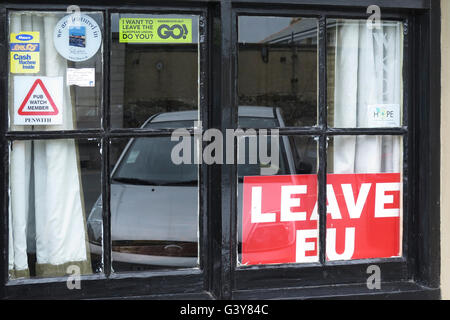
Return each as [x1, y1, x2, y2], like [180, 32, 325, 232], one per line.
[16, 34, 33, 41]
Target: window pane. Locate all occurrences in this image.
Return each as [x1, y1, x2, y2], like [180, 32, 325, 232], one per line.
[9, 139, 102, 279]
[8, 11, 103, 130]
[238, 16, 318, 128]
[237, 135, 319, 266]
[326, 136, 403, 261]
[327, 19, 403, 128]
[110, 13, 200, 129]
[108, 135, 199, 272]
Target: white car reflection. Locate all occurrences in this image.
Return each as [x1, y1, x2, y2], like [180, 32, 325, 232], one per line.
[87, 106, 316, 270]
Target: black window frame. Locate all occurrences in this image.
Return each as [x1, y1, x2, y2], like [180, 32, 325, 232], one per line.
[0, 0, 441, 300]
[231, 6, 409, 294]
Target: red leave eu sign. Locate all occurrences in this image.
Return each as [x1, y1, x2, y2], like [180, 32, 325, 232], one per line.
[241, 173, 401, 265]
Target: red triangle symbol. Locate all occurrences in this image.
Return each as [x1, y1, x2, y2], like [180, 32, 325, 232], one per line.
[18, 79, 59, 116]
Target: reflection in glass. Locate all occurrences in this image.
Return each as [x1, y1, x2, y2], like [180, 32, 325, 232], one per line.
[237, 136, 318, 266]
[8, 139, 102, 279]
[327, 19, 403, 128]
[236, 134, 403, 266]
[96, 115, 200, 272]
[110, 14, 199, 129]
[107, 137, 199, 272]
[238, 16, 318, 127]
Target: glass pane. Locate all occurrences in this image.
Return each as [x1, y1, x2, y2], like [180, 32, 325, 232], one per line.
[238, 16, 318, 128]
[237, 135, 319, 266]
[327, 19, 403, 128]
[326, 136, 403, 261]
[109, 134, 199, 272]
[9, 139, 102, 279]
[110, 13, 200, 129]
[8, 11, 103, 130]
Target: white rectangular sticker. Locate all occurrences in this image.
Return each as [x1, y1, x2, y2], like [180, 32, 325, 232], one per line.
[14, 76, 63, 126]
[367, 104, 401, 127]
[67, 68, 95, 87]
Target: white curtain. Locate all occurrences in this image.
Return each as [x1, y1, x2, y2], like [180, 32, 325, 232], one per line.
[9, 12, 91, 278]
[333, 20, 402, 174]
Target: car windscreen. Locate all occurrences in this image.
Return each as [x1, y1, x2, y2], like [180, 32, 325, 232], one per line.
[112, 118, 289, 186]
[238, 116, 279, 128]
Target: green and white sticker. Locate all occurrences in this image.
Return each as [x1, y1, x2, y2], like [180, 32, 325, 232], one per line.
[119, 18, 192, 43]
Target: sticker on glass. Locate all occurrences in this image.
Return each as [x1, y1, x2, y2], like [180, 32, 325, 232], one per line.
[367, 104, 401, 127]
[10, 31, 40, 74]
[67, 68, 95, 87]
[13, 76, 63, 125]
[54, 14, 101, 62]
[119, 18, 192, 43]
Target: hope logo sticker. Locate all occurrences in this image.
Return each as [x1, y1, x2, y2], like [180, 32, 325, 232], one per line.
[367, 104, 401, 127]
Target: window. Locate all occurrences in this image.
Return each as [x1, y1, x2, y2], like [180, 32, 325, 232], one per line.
[7, 11, 104, 279]
[236, 16, 404, 267]
[3, 6, 209, 298]
[0, 0, 441, 300]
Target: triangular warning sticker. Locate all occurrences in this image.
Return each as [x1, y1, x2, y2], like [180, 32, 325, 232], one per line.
[18, 79, 59, 116]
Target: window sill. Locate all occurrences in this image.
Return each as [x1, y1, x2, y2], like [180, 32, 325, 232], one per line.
[87, 281, 440, 300]
[231, 281, 441, 300]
